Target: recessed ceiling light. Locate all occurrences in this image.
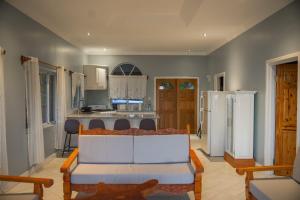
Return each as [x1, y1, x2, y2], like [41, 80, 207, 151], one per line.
[87, 32, 91, 36]
[203, 33, 207, 37]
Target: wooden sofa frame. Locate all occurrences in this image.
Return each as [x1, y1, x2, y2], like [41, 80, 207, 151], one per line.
[0, 175, 54, 200]
[236, 165, 293, 200]
[60, 148, 204, 200]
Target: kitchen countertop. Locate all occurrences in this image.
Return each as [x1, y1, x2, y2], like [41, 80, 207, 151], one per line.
[67, 111, 159, 119]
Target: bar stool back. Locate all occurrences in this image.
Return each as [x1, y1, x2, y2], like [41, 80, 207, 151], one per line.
[62, 119, 80, 157]
[139, 118, 156, 131]
[114, 119, 130, 130]
[89, 119, 105, 129]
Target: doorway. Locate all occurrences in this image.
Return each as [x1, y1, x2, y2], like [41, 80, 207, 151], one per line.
[214, 72, 225, 91]
[155, 77, 199, 133]
[264, 52, 300, 167]
[275, 62, 298, 175]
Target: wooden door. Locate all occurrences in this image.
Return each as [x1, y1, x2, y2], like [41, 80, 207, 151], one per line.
[275, 62, 298, 176]
[156, 78, 198, 132]
[156, 79, 177, 129]
[177, 79, 198, 133]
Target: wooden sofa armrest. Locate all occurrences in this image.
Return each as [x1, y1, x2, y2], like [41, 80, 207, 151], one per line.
[236, 165, 293, 175]
[0, 175, 53, 187]
[60, 148, 79, 173]
[0, 175, 53, 200]
[190, 149, 204, 173]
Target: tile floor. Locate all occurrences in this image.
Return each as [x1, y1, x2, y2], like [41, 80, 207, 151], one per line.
[8, 135, 248, 200]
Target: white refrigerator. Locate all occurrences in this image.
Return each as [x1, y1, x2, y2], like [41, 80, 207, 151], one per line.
[200, 91, 227, 156]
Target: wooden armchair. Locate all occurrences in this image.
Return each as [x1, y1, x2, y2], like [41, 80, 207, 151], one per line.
[0, 175, 53, 200]
[236, 165, 294, 200]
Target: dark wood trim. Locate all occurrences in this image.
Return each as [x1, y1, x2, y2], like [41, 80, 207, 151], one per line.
[224, 152, 255, 168]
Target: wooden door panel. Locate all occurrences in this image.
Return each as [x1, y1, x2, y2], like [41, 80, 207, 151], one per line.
[275, 62, 297, 176]
[177, 79, 197, 133]
[156, 79, 177, 129]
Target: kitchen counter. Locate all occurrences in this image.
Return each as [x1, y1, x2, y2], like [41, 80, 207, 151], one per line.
[67, 111, 158, 119]
[67, 111, 159, 130]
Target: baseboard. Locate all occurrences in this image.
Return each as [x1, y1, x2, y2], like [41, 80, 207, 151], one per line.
[2, 153, 56, 192]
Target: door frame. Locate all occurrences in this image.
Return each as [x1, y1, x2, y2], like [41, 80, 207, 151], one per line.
[154, 76, 200, 132]
[214, 72, 226, 91]
[264, 52, 300, 166]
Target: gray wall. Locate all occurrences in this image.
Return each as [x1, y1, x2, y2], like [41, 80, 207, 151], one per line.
[87, 55, 209, 106]
[0, 1, 85, 175]
[208, 0, 300, 164]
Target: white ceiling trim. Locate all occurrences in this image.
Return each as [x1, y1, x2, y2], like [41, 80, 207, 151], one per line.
[85, 50, 207, 56]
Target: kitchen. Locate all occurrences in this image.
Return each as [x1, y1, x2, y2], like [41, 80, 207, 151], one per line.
[68, 63, 159, 130]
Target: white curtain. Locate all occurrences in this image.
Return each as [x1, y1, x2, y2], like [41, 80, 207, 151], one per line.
[71, 72, 84, 108]
[24, 57, 45, 166]
[0, 47, 8, 191]
[55, 67, 66, 149]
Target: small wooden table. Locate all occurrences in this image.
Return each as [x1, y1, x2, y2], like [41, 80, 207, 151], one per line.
[76, 179, 158, 200]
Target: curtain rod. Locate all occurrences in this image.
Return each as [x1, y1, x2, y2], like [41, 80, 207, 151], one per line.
[20, 55, 69, 72]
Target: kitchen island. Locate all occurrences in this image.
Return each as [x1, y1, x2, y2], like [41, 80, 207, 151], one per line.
[67, 111, 159, 130]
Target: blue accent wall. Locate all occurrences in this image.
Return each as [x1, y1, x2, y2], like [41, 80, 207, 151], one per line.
[87, 55, 209, 106]
[0, 1, 86, 175]
[208, 0, 300, 164]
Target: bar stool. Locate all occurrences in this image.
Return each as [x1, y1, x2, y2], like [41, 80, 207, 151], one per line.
[139, 119, 156, 131]
[114, 119, 130, 130]
[89, 119, 105, 129]
[62, 119, 80, 157]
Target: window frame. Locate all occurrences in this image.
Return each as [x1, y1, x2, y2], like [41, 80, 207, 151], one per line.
[40, 69, 57, 127]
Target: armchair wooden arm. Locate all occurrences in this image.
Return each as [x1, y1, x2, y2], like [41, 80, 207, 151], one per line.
[0, 175, 53, 200]
[60, 148, 79, 200]
[190, 149, 204, 173]
[236, 165, 293, 175]
[236, 165, 294, 200]
[190, 149, 204, 200]
[60, 148, 79, 173]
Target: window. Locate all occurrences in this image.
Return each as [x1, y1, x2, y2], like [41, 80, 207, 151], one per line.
[40, 70, 56, 124]
[179, 81, 195, 90]
[111, 63, 142, 75]
[159, 81, 174, 90]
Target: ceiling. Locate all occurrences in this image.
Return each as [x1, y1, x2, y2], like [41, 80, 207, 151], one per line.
[7, 0, 293, 55]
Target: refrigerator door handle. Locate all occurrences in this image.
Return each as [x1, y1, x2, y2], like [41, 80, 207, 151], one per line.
[200, 95, 204, 109]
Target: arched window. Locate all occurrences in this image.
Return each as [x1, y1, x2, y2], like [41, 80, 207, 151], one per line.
[111, 63, 142, 76]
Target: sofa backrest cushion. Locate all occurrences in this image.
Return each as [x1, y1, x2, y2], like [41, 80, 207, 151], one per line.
[78, 135, 134, 164]
[133, 135, 189, 164]
[292, 147, 300, 183]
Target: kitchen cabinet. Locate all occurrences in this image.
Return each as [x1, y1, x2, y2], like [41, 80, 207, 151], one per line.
[84, 65, 107, 90]
[109, 75, 147, 99]
[225, 91, 256, 167]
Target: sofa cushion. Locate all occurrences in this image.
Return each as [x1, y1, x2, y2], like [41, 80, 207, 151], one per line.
[0, 194, 38, 200]
[133, 135, 189, 164]
[71, 163, 194, 184]
[292, 147, 300, 183]
[249, 178, 300, 200]
[78, 135, 134, 164]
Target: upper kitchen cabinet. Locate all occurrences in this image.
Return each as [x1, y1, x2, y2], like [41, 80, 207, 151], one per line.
[84, 65, 107, 90]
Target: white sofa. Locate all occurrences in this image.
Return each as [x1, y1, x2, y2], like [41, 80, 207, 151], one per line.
[61, 134, 203, 200]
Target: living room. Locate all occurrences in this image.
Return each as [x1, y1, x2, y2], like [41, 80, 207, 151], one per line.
[0, 0, 300, 200]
